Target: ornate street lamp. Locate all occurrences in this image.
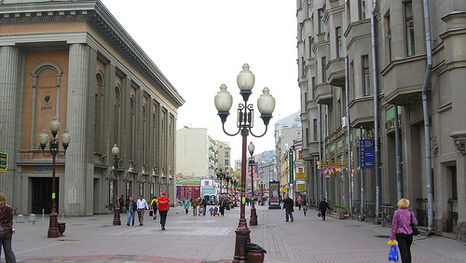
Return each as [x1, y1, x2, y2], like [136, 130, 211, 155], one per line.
[38, 117, 71, 238]
[248, 142, 258, 225]
[214, 63, 275, 262]
[112, 144, 122, 225]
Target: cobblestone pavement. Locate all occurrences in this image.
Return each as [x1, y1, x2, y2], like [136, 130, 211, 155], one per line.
[9, 205, 466, 263]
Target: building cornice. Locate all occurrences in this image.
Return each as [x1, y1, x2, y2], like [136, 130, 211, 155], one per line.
[0, 0, 185, 108]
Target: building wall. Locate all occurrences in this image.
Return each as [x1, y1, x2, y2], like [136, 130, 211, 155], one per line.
[0, 0, 184, 215]
[297, 0, 466, 239]
[176, 128, 209, 178]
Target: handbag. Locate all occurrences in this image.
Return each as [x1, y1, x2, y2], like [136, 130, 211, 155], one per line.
[149, 210, 153, 217]
[318, 212, 321, 217]
[410, 211, 419, 236]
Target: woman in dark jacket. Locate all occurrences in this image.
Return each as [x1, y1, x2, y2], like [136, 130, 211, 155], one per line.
[0, 192, 16, 263]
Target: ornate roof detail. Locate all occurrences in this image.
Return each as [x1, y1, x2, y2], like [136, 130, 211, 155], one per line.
[0, 0, 185, 108]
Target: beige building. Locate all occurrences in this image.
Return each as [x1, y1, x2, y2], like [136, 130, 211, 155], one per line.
[216, 141, 231, 170]
[176, 127, 217, 179]
[297, 0, 466, 240]
[0, 0, 184, 215]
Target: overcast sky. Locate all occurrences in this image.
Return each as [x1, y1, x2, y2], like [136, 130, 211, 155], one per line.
[100, 0, 300, 162]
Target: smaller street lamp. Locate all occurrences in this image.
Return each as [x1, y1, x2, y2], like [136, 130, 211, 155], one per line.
[248, 142, 258, 226]
[38, 117, 71, 238]
[112, 144, 121, 226]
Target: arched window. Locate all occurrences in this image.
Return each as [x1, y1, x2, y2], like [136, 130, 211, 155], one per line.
[95, 72, 104, 153]
[114, 85, 121, 147]
[130, 96, 136, 160]
[143, 103, 147, 164]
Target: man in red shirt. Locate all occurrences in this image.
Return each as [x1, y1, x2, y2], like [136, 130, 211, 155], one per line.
[157, 192, 169, 230]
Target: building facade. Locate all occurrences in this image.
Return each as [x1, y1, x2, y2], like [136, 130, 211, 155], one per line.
[176, 127, 216, 179]
[274, 112, 302, 182]
[0, 0, 184, 215]
[297, 0, 466, 240]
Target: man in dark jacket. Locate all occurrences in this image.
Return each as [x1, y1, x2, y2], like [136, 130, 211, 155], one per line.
[0, 192, 16, 263]
[200, 197, 208, 216]
[126, 197, 136, 226]
[283, 194, 294, 222]
[319, 199, 331, 221]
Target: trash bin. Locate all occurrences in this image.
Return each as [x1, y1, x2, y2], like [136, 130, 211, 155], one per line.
[58, 222, 66, 236]
[245, 243, 266, 263]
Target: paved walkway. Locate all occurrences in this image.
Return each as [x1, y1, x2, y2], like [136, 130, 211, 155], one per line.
[9, 205, 466, 263]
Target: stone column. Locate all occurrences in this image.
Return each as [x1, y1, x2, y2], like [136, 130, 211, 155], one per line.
[0, 46, 20, 202]
[64, 44, 90, 215]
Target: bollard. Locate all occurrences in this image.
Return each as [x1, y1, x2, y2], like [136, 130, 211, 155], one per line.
[28, 214, 36, 225]
[42, 209, 45, 221]
[16, 214, 24, 223]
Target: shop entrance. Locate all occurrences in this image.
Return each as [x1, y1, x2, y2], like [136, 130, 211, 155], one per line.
[31, 177, 59, 214]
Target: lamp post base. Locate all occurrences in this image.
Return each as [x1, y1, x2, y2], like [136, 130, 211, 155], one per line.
[233, 218, 251, 263]
[250, 205, 258, 226]
[47, 212, 59, 238]
[113, 208, 121, 225]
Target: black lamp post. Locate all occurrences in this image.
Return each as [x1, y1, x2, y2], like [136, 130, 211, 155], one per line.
[248, 142, 258, 226]
[112, 144, 121, 225]
[214, 63, 275, 263]
[38, 117, 71, 238]
[216, 168, 225, 197]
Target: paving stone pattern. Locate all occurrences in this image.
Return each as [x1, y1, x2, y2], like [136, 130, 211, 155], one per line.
[10, 205, 466, 263]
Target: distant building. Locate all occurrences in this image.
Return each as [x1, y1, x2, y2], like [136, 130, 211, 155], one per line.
[274, 112, 301, 182]
[176, 127, 217, 179]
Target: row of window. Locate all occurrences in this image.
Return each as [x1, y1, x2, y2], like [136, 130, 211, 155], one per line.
[94, 72, 174, 171]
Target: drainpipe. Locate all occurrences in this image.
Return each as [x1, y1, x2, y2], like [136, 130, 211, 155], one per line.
[318, 104, 322, 204]
[371, 0, 381, 223]
[394, 105, 403, 201]
[345, 55, 352, 214]
[422, 0, 434, 235]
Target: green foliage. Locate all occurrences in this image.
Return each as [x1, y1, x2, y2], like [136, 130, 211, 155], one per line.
[334, 205, 348, 211]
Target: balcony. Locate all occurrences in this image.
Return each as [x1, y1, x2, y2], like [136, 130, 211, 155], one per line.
[381, 55, 426, 105]
[303, 141, 320, 161]
[315, 83, 333, 104]
[327, 57, 345, 88]
[348, 96, 374, 128]
[344, 19, 371, 51]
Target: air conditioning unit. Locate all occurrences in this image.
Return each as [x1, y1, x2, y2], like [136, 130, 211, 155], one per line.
[342, 116, 348, 128]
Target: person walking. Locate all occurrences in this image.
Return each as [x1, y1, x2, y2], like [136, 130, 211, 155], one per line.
[390, 198, 418, 263]
[302, 197, 308, 216]
[119, 195, 125, 213]
[150, 196, 158, 220]
[136, 195, 149, 226]
[126, 196, 136, 226]
[319, 199, 331, 221]
[158, 192, 169, 230]
[283, 194, 294, 222]
[0, 193, 16, 263]
[297, 196, 303, 210]
[183, 199, 190, 215]
[219, 197, 226, 216]
[200, 197, 208, 216]
[191, 198, 198, 216]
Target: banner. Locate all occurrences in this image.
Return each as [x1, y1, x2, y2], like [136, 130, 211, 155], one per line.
[295, 172, 306, 180]
[359, 139, 374, 169]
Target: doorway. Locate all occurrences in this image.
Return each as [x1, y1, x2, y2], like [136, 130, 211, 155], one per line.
[31, 177, 59, 214]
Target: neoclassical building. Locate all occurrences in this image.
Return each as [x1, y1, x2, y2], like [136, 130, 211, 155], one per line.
[0, 0, 184, 215]
[297, 0, 465, 240]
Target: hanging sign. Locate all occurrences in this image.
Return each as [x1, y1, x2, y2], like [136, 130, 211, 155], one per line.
[359, 139, 374, 169]
[0, 152, 7, 173]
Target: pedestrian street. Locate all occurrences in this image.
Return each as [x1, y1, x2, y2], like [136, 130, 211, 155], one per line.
[10, 205, 466, 263]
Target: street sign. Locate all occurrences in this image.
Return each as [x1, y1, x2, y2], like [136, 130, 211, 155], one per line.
[359, 139, 374, 169]
[0, 152, 7, 172]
